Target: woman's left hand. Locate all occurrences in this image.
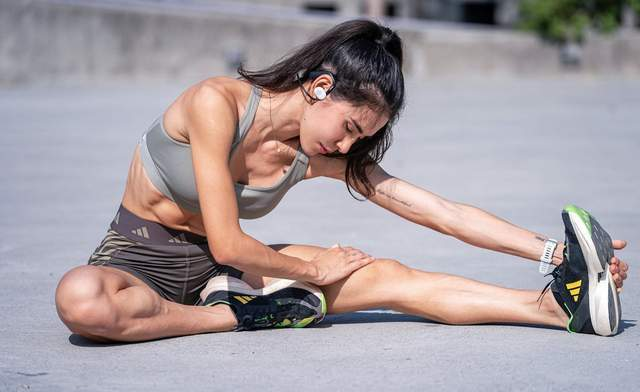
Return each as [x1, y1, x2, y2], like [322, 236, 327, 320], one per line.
[611, 239, 629, 293]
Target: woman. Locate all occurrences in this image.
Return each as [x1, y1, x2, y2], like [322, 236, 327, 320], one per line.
[55, 20, 629, 342]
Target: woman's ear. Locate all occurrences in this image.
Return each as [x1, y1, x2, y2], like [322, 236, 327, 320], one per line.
[309, 72, 335, 98]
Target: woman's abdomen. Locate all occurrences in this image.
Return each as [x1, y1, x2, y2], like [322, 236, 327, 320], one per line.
[121, 145, 206, 236]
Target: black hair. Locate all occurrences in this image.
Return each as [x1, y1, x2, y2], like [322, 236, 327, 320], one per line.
[238, 19, 405, 199]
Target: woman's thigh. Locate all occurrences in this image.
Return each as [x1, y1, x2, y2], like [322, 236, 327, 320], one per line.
[58, 264, 153, 305]
[242, 244, 412, 314]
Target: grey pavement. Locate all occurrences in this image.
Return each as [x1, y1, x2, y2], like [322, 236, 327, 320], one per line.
[1, 77, 639, 391]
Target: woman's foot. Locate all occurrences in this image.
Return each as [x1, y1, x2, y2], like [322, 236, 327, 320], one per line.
[548, 205, 621, 336]
[200, 276, 327, 331]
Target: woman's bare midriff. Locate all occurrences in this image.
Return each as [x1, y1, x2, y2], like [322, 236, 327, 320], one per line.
[121, 145, 208, 235]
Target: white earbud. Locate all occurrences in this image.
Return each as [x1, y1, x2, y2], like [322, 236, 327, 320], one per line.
[313, 87, 327, 101]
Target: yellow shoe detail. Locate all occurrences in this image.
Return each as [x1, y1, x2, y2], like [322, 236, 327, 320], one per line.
[566, 280, 581, 290]
[276, 319, 292, 327]
[569, 288, 581, 296]
[572, 295, 579, 302]
[234, 296, 249, 304]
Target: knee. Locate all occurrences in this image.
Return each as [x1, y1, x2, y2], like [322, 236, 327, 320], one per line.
[360, 258, 412, 285]
[359, 259, 411, 288]
[55, 266, 118, 335]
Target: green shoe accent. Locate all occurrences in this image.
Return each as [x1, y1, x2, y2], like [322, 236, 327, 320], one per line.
[293, 316, 316, 328]
[563, 302, 576, 333]
[320, 293, 327, 316]
[275, 319, 293, 328]
[254, 315, 271, 324]
[563, 204, 592, 235]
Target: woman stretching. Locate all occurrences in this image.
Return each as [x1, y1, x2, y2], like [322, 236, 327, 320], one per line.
[55, 19, 629, 342]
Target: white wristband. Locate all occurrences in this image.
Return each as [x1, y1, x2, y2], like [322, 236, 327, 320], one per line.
[539, 239, 558, 274]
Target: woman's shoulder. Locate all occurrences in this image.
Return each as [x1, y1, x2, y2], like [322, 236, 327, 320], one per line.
[196, 76, 252, 96]
[175, 77, 255, 127]
[183, 77, 250, 112]
[162, 77, 250, 146]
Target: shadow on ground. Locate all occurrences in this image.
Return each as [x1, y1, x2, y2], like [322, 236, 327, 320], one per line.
[324, 311, 435, 325]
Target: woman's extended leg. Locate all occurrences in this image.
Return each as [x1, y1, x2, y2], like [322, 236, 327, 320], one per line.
[249, 244, 568, 328]
[55, 265, 237, 342]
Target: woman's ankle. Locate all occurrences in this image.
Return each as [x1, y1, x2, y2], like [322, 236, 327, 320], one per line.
[541, 290, 569, 327]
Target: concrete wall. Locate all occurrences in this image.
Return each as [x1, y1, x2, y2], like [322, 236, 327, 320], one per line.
[2, 0, 639, 86]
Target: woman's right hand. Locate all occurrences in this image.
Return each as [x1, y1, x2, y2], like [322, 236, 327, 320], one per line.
[309, 244, 375, 286]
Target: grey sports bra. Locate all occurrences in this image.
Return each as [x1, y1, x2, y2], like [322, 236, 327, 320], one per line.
[139, 85, 310, 219]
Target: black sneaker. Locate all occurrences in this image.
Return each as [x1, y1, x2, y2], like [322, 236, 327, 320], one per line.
[543, 205, 621, 336]
[200, 276, 327, 331]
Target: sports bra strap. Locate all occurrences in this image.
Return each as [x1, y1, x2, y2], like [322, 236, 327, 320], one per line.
[231, 85, 262, 152]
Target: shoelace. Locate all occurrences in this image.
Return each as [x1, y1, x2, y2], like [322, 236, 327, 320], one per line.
[537, 243, 571, 306]
[536, 267, 561, 306]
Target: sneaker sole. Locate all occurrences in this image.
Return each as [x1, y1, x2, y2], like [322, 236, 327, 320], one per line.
[565, 205, 621, 336]
[200, 276, 327, 327]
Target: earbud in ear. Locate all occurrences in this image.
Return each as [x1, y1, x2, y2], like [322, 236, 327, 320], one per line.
[313, 87, 327, 101]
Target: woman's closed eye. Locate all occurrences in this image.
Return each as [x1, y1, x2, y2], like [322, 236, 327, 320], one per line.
[346, 122, 365, 140]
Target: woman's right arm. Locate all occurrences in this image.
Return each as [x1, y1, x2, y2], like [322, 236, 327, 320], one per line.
[185, 82, 373, 285]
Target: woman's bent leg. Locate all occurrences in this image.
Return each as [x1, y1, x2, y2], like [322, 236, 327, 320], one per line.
[55, 265, 237, 342]
[264, 244, 568, 329]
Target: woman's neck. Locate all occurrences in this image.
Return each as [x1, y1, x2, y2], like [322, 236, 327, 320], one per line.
[259, 87, 305, 143]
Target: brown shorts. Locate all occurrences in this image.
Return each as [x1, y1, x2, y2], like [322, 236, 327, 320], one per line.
[87, 205, 243, 305]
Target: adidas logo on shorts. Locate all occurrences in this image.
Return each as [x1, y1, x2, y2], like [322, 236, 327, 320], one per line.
[131, 226, 150, 239]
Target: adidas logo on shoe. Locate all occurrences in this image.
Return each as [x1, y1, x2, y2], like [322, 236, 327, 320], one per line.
[565, 280, 581, 302]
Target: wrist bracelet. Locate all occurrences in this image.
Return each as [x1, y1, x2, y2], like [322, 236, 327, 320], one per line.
[539, 239, 558, 274]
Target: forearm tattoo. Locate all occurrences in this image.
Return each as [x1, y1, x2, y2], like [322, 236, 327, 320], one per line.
[377, 181, 412, 208]
[535, 235, 547, 243]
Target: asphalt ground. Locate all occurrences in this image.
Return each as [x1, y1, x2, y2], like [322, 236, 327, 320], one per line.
[1, 77, 638, 391]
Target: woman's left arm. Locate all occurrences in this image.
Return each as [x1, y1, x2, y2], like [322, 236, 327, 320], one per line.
[351, 165, 629, 272]
[357, 165, 558, 263]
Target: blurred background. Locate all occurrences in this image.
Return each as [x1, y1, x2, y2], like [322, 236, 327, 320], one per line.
[2, 0, 640, 85]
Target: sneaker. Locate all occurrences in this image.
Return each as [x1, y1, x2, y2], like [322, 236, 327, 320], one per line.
[544, 205, 621, 336]
[200, 276, 327, 331]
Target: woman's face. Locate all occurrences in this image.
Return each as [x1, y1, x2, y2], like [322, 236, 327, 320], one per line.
[300, 97, 389, 157]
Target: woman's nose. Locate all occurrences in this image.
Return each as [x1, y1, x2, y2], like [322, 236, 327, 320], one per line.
[336, 135, 356, 154]
[336, 140, 351, 154]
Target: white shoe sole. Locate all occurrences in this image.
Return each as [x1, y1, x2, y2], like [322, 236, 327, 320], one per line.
[567, 211, 620, 336]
